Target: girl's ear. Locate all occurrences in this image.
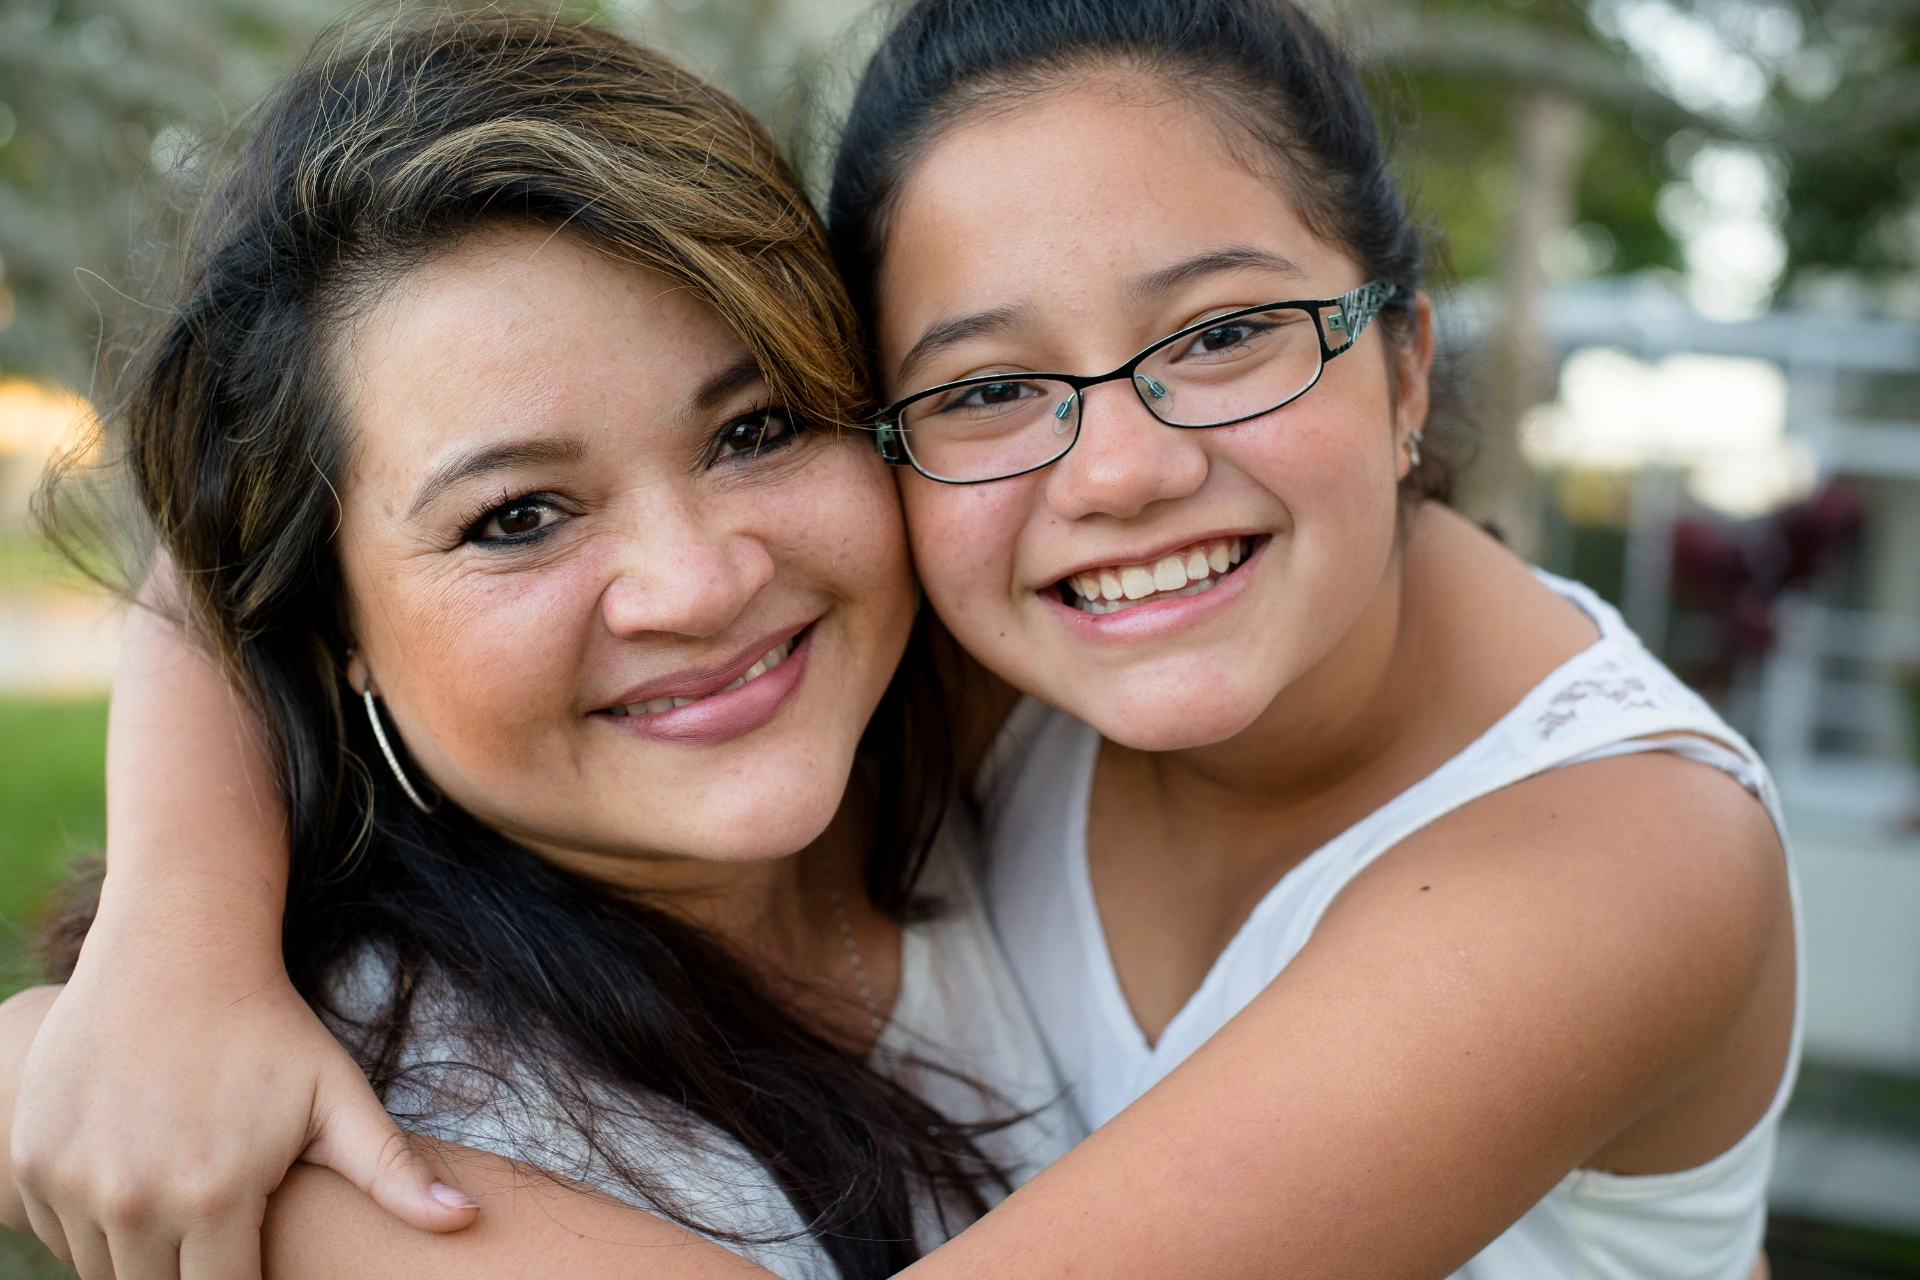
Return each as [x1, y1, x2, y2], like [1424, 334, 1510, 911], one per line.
[1392, 291, 1436, 457]
[345, 650, 372, 696]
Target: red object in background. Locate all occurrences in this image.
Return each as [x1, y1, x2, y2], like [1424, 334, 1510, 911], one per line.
[1668, 480, 1863, 665]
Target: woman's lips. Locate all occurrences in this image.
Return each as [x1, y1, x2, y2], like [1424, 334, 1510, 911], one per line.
[598, 627, 813, 745]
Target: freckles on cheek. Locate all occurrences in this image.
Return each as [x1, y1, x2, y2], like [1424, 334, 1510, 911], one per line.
[901, 480, 1026, 609]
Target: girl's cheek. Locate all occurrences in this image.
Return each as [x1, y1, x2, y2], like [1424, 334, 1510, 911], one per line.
[900, 475, 1027, 608]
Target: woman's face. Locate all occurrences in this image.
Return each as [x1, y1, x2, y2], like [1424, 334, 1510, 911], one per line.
[335, 225, 914, 871]
[875, 77, 1432, 752]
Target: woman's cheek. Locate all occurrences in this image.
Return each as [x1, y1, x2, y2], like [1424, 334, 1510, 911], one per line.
[374, 554, 603, 797]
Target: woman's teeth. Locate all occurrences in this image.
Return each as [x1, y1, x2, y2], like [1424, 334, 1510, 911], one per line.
[607, 638, 794, 717]
[1063, 537, 1247, 616]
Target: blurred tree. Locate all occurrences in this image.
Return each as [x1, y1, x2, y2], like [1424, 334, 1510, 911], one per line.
[2, 0, 1916, 493]
[1771, 0, 1920, 293]
[0, 0, 343, 384]
[1316, 0, 1725, 553]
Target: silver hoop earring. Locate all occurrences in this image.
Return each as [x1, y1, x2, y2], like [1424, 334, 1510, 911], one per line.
[1408, 428, 1425, 468]
[362, 684, 435, 814]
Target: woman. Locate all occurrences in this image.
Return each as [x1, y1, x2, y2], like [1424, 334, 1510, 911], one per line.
[17, 2, 1796, 1278]
[0, 13, 1079, 1279]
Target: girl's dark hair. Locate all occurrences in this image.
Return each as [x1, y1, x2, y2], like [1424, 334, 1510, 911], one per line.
[827, 0, 1461, 502]
[47, 11, 991, 1275]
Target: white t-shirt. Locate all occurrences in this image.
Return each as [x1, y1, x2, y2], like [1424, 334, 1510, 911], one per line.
[975, 571, 1802, 1280]
[323, 815, 1083, 1280]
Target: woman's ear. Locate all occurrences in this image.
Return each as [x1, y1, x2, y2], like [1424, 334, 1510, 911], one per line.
[345, 650, 372, 697]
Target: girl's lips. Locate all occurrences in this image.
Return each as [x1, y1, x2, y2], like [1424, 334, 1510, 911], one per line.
[1042, 535, 1269, 642]
[599, 627, 813, 745]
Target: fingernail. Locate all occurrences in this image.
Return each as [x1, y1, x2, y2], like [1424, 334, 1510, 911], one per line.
[430, 1181, 478, 1211]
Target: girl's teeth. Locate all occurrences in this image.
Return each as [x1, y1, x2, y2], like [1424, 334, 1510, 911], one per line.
[617, 639, 793, 716]
[1062, 538, 1249, 614]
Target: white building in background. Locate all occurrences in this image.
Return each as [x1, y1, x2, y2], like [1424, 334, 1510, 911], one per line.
[1488, 281, 1920, 1089]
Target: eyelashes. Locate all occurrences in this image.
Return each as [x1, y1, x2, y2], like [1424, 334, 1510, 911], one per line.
[449, 406, 804, 550]
[708, 405, 801, 465]
[459, 491, 569, 547]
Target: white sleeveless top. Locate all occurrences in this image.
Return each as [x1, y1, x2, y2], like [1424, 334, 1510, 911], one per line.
[977, 571, 1803, 1280]
[325, 814, 1083, 1280]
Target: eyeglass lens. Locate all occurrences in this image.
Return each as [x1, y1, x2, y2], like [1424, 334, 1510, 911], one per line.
[897, 304, 1329, 483]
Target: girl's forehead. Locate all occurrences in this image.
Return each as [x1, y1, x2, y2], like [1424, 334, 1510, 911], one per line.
[875, 87, 1347, 370]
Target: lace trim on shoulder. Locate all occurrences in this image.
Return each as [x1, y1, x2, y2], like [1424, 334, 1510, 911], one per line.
[1532, 653, 1680, 740]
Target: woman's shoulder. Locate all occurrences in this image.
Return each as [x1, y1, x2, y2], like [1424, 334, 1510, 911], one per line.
[312, 945, 833, 1276]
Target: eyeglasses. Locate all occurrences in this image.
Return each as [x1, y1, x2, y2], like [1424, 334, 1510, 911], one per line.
[873, 281, 1407, 485]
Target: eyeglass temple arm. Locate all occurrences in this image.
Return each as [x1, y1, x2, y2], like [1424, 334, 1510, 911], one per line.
[873, 419, 908, 463]
[1322, 281, 1404, 353]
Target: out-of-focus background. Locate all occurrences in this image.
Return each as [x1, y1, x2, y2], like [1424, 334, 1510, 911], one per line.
[3, 0, 1920, 1274]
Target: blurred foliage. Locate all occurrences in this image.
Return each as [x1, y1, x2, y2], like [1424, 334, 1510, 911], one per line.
[1774, 0, 1920, 279]
[0, 0, 1917, 385]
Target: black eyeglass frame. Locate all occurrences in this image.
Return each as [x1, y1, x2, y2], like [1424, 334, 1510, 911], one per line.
[872, 280, 1410, 485]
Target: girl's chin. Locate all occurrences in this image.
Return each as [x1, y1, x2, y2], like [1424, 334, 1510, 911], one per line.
[1072, 695, 1269, 754]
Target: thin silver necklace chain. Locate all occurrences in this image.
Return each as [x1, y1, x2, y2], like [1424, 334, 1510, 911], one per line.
[827, 866, 886, 1037]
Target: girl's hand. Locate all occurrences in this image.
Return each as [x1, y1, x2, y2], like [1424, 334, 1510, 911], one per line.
[12, 923, 477, 1280]
[7, 576, 476, 1280]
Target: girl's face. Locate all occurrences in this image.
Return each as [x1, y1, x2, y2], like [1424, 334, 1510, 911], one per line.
[876, 78, 1432, 752]
[335, 225, 914, 872]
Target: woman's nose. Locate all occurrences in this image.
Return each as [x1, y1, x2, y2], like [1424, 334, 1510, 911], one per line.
[1044, 380, 1209, 521]
[597, 495, 776, 640]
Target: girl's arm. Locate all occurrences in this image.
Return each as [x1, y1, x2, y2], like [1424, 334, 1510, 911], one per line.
[10, 571, 474, 1280]
[0, 986, 782, 1280]
[903, 751, 1794, 1280]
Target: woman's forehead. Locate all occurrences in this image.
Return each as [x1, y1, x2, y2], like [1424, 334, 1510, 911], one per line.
[338, 227, 749, 476]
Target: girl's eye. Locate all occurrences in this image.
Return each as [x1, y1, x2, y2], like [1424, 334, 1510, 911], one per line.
[467, 497, 564, 544]
[713, 408, 799, 461]
[957, 380, 1040, 408]
[1184, 321, 1264, 357]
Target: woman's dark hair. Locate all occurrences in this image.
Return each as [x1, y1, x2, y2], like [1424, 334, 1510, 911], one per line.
[45, 11, 990, 1274]
[827, 0, 1462, 502]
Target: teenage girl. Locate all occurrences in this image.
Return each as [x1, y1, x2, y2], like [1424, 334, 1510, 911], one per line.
[14, 3, 1795, 1279]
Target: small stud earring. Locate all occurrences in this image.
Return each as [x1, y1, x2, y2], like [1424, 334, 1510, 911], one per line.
[362, 682, 436, 814]
[1408, 428, 1425, 468]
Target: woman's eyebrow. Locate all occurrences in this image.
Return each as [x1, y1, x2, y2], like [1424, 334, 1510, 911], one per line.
[687, 356, 767, 413]
[1127, 247, 1308, 303]
[408, 438, 587, 518]
[895, 303, 1035, 386]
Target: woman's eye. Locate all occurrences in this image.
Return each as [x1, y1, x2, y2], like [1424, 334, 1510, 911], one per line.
[713, 408, 799, 461]
[469, 498, 564, 544]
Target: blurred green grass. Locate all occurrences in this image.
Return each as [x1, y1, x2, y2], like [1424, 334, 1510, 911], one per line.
[0, 528, 83, 594]
[0, 696, 103, 1277]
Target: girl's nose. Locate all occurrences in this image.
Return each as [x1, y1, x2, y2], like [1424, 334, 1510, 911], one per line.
[597, 492, 776, 640]
[1043, 380, 1209, 521]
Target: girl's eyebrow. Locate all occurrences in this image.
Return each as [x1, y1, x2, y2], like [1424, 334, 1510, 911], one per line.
[408, 438, 587, 519]
[1127, 246, 1308, 302]
[895, 303, 1037, 386]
